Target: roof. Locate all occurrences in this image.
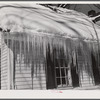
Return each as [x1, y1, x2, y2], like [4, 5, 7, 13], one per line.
[0, 3, 100, 40]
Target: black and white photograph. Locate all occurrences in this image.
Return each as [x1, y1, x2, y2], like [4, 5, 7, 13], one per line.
[1, 2, 100, 91]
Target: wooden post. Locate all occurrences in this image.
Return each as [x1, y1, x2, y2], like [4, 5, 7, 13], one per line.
[7, 34, 10, 89]
[0, 32, 1, 89]
[8, 47, 14, 89]
[7, 34, 14, 90]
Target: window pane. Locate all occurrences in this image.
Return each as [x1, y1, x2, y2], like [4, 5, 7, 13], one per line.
[66, 68, 68, 75]
[61, 68, 65, 77]
[62, 78, 66, 84]
[56, 68, 60, 77]
[56, 78, 61, 85]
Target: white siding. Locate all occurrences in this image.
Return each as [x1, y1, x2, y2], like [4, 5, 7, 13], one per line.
[0, 32, 1, 88]
[78, 56, 94, 87]
[15, 59, 46, 90]
[1, 35, 8, 89]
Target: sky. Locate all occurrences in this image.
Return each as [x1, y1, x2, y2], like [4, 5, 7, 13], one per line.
[69, 4, 100, 15]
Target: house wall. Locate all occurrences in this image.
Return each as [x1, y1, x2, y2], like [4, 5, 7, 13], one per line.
[1, 34, 47, 90]
[1, 33, 98, 90]
[1, 34, 9, 89]
[76, 42, 96, 87]
[14, 57, 46, 90]
[78, 55, 94, 87]
[0, 33, 1, 89]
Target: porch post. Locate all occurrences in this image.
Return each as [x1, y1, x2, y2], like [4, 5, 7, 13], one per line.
[7, 36, 14, 89]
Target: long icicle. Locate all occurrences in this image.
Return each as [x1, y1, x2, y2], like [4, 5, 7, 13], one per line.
[31, 35, 34, 90]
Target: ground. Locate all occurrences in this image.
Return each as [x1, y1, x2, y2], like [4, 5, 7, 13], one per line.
[74, 85, 100, 90]
[55, 85, 100, 90]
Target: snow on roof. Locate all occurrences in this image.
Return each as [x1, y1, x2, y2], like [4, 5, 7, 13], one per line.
[0, 3, 100, 40]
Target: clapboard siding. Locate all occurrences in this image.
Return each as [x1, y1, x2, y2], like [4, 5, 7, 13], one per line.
[1, 33, 97, 90]
[0, 32, 1, 89]
[1, 35, 8, 90]
[0, 32, 1, 48]
[14, 58, 46, 90]
[78, 55, 94, 87]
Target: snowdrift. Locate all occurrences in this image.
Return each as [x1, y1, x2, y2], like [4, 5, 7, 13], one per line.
[0, 3, 100, 40]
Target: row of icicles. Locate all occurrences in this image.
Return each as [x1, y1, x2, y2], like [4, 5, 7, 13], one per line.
[3, 33, 100, 82]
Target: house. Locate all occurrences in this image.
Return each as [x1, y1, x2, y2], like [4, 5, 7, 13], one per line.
[0, 3, 100, 90]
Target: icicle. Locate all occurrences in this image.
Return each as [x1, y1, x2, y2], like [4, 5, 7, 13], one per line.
[57, 38, 62, 87]
[35, 35, 38, 76]
[63, 38, 67, 58]
[19, 35, 22, 72]
[27, 35, 30, 66]
[50, 37, 53, 67]
[75, 46, 82, 87]
[24, 36, 27, 66]
[43, 36, 47, 59]
[31, 35, 35, 89]
[12, 36, 16, 88]
[38, 36, 43, 89]
[41, 36, 45, 71]
[48, 36, 51, 54]
[23, 36, 26, 69]
[11, 36, 15, 89]
[87, 42, 93, 77]
[21, 35, 24, 66]
[38, 36, 41, 75]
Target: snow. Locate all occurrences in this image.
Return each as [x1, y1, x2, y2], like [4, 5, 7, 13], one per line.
[0, 3, 100, 40]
